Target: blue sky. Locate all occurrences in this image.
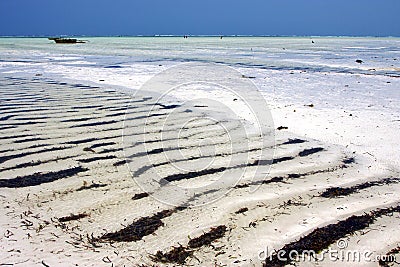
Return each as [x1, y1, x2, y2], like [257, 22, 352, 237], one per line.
[1, 0, 399, 36]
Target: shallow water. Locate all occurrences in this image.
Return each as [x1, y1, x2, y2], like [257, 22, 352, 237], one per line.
[0, 37, 399, 77]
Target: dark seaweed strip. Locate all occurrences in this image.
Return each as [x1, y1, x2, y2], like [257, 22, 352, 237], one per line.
[0, 115, 16, 121]
[113, 160, 128, 167]
[124, 120, 222, 143]
[97, 148, 123, 154]
[235, 184, 250, 189]
[0, 125, 17, 131]
[0, 103, 32, 107]
[61, 117, 92, 123]
[0, 166, 88, 188]
[188, 225, 227, 248]
[78, 155, 116, 163]
[71, 105, 103, 109]
[24, 143, 51, 149]
[13, 137, 46, 144]
[130, 138, 254, 159]
[342, 157, 355, 164]
[0, 107, 14, 112]
[264, 204, 400, 267]
[151, 246, 193, 265]
[161, 167, 227, 185]
[0, 146, 71, 165]
[99, 106, 130, 112]
[72, 84, 99, 89]
[128, 147, 165, 158]
[2, 97, 46, 102]
[156, 103, 181, 110]
[125, 113, 166, 121]
[261, 177, 286, 184]
[89, 142, 116, 149]
[0, 134, 33, 140]
[0, 149, 13, 154]
[235, 207, 249, 214]
[320, 177, 400, 198]
[104, 112, 126, 117]
[151, 225, 227, 264]
[0, 155, 74, 172]
[272, 156, 294, 164]
[66, 138, 98, 145]
[103, 98, 128, 101]
[0, 108, 50, 115]
[2, 121, 44, 126]
[14, 116, 50, 121]
[159, 150, 312, 185]
[76, 183, 107, 191]
[70, 120, 119, 128]
[265, 215, 374, 266]
[66, 135, 119, 146]
[96, 101, 135, 111]
[159, 156, 288, 185]
[4, 77, 26, 80]
[3, 121, 46, 126]
[132, 192, 149, 200]
[58, 213, 88, 223]
[234, 157, 352, 189]
[299, 147, 324, 157]
[97, 209, 178, 242]
[234, 176, 285, 189]
[282, 138, 306, 145]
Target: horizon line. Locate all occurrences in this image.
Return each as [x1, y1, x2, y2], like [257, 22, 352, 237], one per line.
[1, 34, 400, 38]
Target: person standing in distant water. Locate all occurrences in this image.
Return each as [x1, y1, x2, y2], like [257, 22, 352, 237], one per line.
[220, 36, 223, 39]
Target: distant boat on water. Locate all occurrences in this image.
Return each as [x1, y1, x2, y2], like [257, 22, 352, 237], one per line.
[48, 37, 86, 44]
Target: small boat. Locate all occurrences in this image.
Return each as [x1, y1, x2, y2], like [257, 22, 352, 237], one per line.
[48, 38, 86, 44]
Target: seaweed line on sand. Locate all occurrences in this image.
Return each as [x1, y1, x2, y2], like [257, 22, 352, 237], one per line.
[0, 166, 88, 188]
[150, 225, 228, 265]
[320, 177, 400, 198]
[264, 204, 400, 267]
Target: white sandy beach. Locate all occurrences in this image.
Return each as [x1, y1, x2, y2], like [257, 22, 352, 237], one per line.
[0, 37, 399, 267]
